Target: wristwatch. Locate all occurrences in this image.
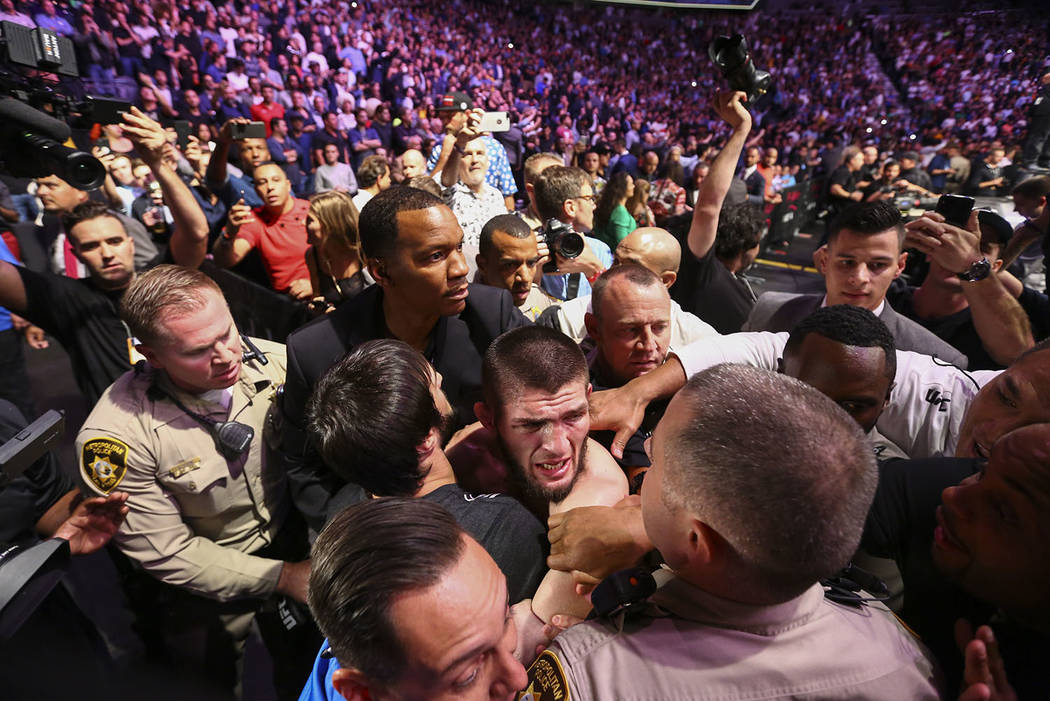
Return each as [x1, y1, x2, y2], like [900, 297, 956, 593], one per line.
[956, 257, 992, 282]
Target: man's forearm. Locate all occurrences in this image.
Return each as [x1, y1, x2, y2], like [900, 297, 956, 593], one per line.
[697, 127, 749, 211]
[440, 138, 462, 189]
[962, 274, 1034, 366]
[629, 354, 686, 403]
[152, 161, 208, 267]
[205, 139, 231, 188]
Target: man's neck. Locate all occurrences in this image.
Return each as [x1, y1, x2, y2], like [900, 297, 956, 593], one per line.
[365, 185, 380, 196]
[914, 279, 969, 318]
[415, 450, 457, 497]
[263, 197, 295, 218]
[382, 293, 440, 352]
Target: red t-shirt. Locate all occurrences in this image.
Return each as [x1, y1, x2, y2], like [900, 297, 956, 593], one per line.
[237, 198, 310, 292]
[250, 101, 286, 137]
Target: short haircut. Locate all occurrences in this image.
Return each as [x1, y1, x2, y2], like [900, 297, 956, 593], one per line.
[306, 340, 439, 496]
[251, 161, 284, 181]
[308, 190, 360, 257]
[842, 145, 862, 163]
[358, 186, 444, 261]
[62, 201, 124, 238]
[405, 176, 442, 197]
[308, 499, 465, 684]
[828, 200, 905, 248]
[714, 203, 765, 262]
[120, 264, 223, 345]
[479, 214, 532, 259]
[482, 326, 588, 414]
[663, 364, 877, 600]
[524, 152, 562, 186]
[1012, 175, 1050, 200]
[533, 166, 588, 221]
[357, 155, 390, 189]
[590, 264, 662, 321]
[784, 305, 897, 382]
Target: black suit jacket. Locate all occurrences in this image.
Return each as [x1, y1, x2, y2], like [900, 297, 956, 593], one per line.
[279, 282, 530, 529]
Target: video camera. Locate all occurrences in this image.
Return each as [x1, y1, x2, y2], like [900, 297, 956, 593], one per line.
[0, 410, 64, 489]
[539, 218, 585, 274]
[709, 34, 771, 104]
[0, 21, 132, 190]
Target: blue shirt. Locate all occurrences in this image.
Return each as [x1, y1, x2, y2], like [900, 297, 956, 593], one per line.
[427, 135, 518, 197]
[541, 235, 613, 301]
[298, 641, 340, 701]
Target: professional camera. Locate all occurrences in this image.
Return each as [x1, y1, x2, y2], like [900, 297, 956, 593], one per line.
[708, 34, 772, 104]
[539, 218, 585, 273]
[0, 21, 130, 190]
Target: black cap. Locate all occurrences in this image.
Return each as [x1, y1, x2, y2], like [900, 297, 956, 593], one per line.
[436, 91, 473, 112]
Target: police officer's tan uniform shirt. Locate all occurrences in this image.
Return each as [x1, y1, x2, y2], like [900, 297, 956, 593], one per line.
[77, 338, 289, 602]
[521, 569, 940, 700]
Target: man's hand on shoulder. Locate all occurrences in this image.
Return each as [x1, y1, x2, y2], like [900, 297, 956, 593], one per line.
[547, 495, 651, 594]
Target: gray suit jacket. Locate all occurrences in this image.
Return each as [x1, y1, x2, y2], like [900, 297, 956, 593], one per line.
[743, 291, 969, 368]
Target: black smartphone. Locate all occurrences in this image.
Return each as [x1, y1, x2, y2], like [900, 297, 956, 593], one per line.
[173, 120, 191, 151]
[935, 194, 974, 228]
[231, 121, 266, 140]
[83, 95, 133, 124]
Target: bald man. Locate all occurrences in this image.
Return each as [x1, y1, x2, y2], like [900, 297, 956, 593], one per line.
[400, 149, 427, 180]
[536, 226, 719, 347]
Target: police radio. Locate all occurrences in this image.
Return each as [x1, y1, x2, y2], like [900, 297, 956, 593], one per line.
[587, 567, 657, 620]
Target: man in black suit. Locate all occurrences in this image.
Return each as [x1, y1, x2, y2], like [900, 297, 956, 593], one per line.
[278, 187, 530, 530]
[744, 200, 969, 367]
[739, 146, 766, 206]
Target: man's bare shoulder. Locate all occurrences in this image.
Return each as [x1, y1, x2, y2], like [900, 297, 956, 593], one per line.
[552, 438, 629, 514]
[446, 422, 511, 495]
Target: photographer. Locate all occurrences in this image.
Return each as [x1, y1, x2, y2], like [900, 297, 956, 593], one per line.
[533, 165, 612, 301]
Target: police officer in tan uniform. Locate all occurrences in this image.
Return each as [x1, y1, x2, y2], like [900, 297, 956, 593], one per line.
[521, 365, 940, 700]
[76, 265, 314, 697]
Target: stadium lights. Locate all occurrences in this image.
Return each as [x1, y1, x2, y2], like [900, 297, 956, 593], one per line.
[866, 127, 873, 133]
[508, 42, 514, 49]
[691, 81, 697, 87]
[880, 119, 888, 125]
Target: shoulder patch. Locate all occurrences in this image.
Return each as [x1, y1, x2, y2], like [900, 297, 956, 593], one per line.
[518, 649, 570, 701]
[81, 437, 129, 493]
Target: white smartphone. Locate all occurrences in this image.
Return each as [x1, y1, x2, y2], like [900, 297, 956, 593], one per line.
[478, 111, 510, 133]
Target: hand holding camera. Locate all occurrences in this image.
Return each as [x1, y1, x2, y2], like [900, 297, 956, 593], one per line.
[120, 107, 170, 165]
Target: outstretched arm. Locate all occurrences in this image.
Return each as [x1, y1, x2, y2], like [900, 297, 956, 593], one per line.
[687, 91, 752, 261]
[120, 108, 209, 267]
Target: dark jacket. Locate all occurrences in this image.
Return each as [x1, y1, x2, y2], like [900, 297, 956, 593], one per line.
[278, 282, 530, 529]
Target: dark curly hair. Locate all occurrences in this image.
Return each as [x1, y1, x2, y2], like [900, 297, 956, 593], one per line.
[784, 305, 897, 382]
[714, 202, 766, 262]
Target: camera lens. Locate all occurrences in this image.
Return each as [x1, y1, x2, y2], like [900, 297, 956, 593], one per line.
[65, 151, 107, 190]
[556, 232, 585, 259]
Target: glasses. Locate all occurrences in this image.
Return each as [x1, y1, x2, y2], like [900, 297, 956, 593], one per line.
[576, 193, 596, 203]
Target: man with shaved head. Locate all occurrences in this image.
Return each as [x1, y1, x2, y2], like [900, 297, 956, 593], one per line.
[537, 226, 717, 347]
[400, 148, 427, 180]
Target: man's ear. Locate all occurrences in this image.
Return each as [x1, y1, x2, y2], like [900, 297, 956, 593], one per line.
[475, 401, 494, 429]
[583, 312, 600, 343]
[660, 270, 677, 288]
[813, 245, 828, 275]
[475, 253, 487, 281]
[687, 518, 725, 567]
[991, 258, 1004, 273]
[331, 667, 377, 701]
[138, 343, 161, 369]
[562, 199, 576, 222]
[894, 251, 908, 278]
[368, 257, 391, 288]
